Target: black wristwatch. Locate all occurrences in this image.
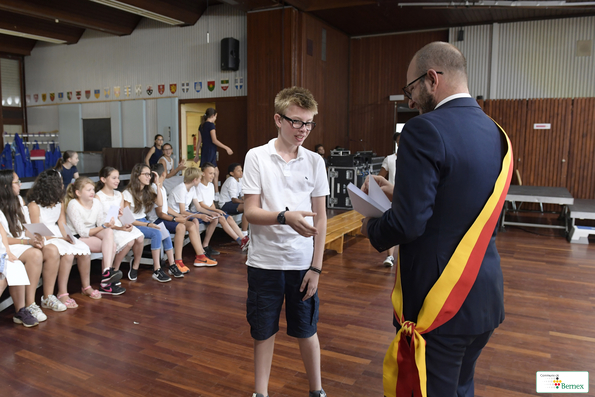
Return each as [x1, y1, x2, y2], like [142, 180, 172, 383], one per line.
[277, 210, 287, 224]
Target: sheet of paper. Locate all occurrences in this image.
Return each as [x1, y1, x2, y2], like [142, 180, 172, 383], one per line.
[5, 260, 30, 286]
[347, 183, 389, 218]
[120, 207, 136, 225]
[63, 224, 76, 242]
[105, 205, 119, 223]
[368, 175, 392, 211]
[24, 223, 54, 237]
[158, 222, 169, 240]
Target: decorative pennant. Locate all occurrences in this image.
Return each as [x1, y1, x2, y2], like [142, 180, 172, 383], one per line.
[67, 92, 72, 100]
[50, 93, 55, 102]
[104, 87, 110, 98]
[181, 82, 189, 93]
[94, 89, 100, 99]
[146, 85, 153, 96]
[42, 93, 47, 102]
[85, 90, 91, 99]
[34, 94, 39, 102]
[114, 86, 120, 98]
[207, 81, 215, 92]
[235, 77, 244, 90]
[169, 83, 177, 94]
[221, 80, 229, 91]
[194, 81, 202, 93]
[58, 92, 64, 101]
[158, 84, 165, 95]
[76, 91, 81, 100]
[135, 84, 142, 96]
[125, 85, 131, 97]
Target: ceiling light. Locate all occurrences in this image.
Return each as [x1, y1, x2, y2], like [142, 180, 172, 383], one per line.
[0, 28, 67, 44]
[90, 0, 185, 25]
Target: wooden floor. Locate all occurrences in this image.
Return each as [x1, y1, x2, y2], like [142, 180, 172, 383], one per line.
[0, 219, 594, 396]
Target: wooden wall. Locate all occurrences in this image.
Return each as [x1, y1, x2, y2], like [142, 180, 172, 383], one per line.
[247, 9, 350, 152]
[349, 30, 449, 156]
[481, 98, 595, 200]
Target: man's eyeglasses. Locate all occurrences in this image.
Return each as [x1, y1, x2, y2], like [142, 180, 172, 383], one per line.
[279, 114, 316, 131]
[402, 71, 443, 100]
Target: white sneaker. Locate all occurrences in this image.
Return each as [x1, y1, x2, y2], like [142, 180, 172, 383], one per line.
[383, 256, 394, 267]
[27, 302, 48, 322]
[41, 294, 67, 312]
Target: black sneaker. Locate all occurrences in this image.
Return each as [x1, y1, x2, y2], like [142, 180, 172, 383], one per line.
[100, 282, 126, 295]
[128, 268, 138, 281]
[152, 268, 171, 283]
[13, 307, 39, 327]
[102, 267, 122, 284]
[204, 246, 220, 256]
[168, 264, 184, 278]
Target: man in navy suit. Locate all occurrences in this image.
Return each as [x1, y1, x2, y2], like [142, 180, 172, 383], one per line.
[361, 42, 509, 397]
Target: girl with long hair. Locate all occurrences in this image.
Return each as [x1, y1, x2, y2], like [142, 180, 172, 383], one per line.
[28, 169, 92, 309]
[54, 150, 80, 189]
[65, 177, 124, 296]
[144, 134, 164, 166]
[193, 108, 233, 194]
[95, 166, 145, 280]
[151, 163, 217, 271]
[0, 170, 48, 322]
[122, 163, 180, 282]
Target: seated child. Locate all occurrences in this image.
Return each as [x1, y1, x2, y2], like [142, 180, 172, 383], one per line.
[218, 163, 249, 236]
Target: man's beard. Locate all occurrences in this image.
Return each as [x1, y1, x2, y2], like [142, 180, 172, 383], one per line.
[417, 83, 437, 115]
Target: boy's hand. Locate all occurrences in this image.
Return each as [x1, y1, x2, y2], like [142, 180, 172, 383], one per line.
[285, 211, 318, 237]
[300, 270, 319, 301]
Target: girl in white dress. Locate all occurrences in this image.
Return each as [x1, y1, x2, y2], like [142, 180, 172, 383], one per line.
[27, 169, 92, 309]
[95, 166, 144, 279]
[159, 143, 186, 192]
[66, 177, 124, 296]
[0, 170, 48, 322]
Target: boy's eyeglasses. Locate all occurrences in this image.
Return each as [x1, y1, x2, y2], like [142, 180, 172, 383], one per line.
[279, 114, 316, 131]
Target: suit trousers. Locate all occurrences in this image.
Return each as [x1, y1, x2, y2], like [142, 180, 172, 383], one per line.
[423, 330, 494, 397]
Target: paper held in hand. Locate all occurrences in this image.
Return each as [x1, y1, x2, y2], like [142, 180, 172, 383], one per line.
[105, 205, 119, 223]
[1, 257, 30, 286]
[347, 176, 391, 218]
[120, 207, 136, 225]
[23, 223, 54, 237]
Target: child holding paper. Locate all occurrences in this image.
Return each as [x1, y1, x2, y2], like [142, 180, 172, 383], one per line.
[0, 232, 39, 327]
[95, 166, 144, 280]
[66, 177, 124, 296]
[0, 169, 50, 322]
[122, 163, 178, 282]
[27, 169, 92, 309]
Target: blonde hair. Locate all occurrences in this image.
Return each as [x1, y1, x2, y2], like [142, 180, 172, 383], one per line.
[65, 177, 95, 207]
[274, 86, 318, 116]
[184, 167, 201, 184]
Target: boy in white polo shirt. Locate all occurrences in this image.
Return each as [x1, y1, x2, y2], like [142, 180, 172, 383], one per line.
[243, 86, 329, 397]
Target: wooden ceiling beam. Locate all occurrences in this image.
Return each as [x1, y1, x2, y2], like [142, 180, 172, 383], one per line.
[0, 11, 84, 44]
[0, 0, 141, 36]
[283, 0, 377, 12]
[102, 0, 206, 25]
[0, 33, 36, 56]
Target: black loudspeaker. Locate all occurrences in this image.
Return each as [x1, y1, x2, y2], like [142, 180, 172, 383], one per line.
[221, 37, 240, 71]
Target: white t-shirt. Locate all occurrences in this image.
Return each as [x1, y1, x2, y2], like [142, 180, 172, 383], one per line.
[218, 177, 242, 207]
[122, 190, 147, 220]
[147, 183, 169, 222]
[381, 152, 398, 185]
[243, 138, 329, 270]
[168, 182, 197, 213]
[197, 182, 215, 207]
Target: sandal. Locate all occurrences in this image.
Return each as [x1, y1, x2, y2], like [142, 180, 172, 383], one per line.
[57, 293, 78, 309]
[81, 286, 102, 300]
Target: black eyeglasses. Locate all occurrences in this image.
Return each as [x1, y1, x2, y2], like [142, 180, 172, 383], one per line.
[402, 71, 443, 100]
[279, 114, 316, 131]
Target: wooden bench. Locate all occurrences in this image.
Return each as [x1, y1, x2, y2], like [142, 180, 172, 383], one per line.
[324, 210, 364, 253]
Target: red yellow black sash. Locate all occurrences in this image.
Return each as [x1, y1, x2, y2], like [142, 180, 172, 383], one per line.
[383, 123, 513, 397]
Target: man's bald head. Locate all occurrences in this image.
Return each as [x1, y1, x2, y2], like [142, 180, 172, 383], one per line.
[414, 42, 468, 86]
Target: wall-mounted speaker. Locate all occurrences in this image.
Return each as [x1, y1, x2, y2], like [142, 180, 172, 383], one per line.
[221, 37, 240, 71]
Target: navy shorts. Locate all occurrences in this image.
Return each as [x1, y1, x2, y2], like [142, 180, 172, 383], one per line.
[246, 266, 319, 340]
[221, 201, 241, 215]
[154, 218, 180, 234]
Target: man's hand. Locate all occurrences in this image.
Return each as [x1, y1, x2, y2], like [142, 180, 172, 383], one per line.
[300, 270, 319, 301]
[285, 211, 318, 237]
[361, 175, 394, 201]
[360, 217, 371, 238]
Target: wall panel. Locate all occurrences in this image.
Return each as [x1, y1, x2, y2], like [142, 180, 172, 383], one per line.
[567, 98, 595, 199]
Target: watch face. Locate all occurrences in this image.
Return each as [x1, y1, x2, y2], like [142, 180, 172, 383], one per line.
[277, 211, 286, 224]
